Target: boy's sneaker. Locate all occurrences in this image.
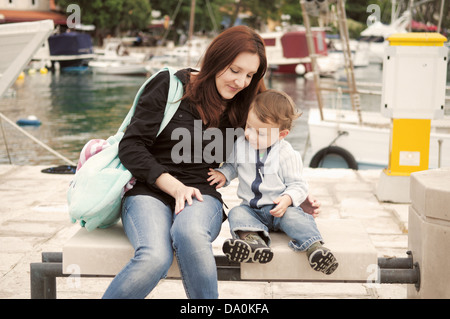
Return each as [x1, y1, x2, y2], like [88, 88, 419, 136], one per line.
[307, 243, 339, 275]
[222, 233, 273, 264]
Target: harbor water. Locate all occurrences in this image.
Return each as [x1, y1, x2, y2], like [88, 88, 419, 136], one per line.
[0, 64, 448, 166]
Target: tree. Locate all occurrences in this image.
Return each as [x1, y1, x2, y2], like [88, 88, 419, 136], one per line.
[56, 0, 151, 44]
[150, 0, 229, 42]
[345, 0, 371, 23]
[239, 0, 281, 29]
[279, 0, 305, 26]
[119, 0, 152, 32]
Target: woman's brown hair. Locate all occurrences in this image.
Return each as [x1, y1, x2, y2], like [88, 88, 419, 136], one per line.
[184, 25, 267, 128]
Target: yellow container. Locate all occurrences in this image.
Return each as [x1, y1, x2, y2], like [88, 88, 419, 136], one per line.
[383, 32, 447, 176]
[385, 119, 431, 176]
[387, 32, 447, 47]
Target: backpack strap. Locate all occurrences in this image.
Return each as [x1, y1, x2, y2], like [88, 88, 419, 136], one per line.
[117, 67, 183, 136]
[157, 67, 183, 136]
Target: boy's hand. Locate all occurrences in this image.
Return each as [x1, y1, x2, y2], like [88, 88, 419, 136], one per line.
[270, 195, 292, 217]
[300, 195, 321, 218]
[207, 168, 227, 189]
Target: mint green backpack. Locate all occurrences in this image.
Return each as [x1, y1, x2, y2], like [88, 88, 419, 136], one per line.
[67, 67, 183, 231]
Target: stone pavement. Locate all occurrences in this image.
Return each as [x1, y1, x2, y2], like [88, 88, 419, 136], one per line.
[0, 164, 409, 299]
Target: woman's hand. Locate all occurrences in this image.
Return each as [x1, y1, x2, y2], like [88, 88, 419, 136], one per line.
[155, 173, 203, 214]
[172, 184, 204, 214]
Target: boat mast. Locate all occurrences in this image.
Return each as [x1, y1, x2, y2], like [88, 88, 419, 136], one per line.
[335, 0, 362, 124]
[438, 0, 445, 33]
[392, 0, 397, 23]
[299, 0, 325, 121]
[187, 0, 196, 66]
[300, 0, 362, 124]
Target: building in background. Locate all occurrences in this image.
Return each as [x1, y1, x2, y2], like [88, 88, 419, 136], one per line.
[0, 0, 66, 25]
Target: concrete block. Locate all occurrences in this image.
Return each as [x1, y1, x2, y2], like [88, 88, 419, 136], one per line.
[376, 171, 410, 203]
[62, 223, 181, 277]
[410, 168, 450, 221]
[408, 169, 450, 298]
[241, 219, 378, 282]
[63, 220, 378, 283]
[408, 206, 450, 298]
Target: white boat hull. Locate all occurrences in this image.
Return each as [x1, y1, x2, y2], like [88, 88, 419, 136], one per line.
[88, 61, 148, 75]
[308, 108, 450, 169]
[0, 20, 54, 98]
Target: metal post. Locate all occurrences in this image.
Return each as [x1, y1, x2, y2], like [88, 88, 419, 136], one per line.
[30, 262, 64, 299]
[379, 263, 420, 291]
[378, 250, 414, 269]
[216, 255, 240, 281]
[377, 251, 420, 291]
[42, 252, 63, 263]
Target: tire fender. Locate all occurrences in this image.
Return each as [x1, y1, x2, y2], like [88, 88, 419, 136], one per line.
[309, 146, 358, 170]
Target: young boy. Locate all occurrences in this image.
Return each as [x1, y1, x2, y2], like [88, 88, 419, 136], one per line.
[207, 89, 338, 275]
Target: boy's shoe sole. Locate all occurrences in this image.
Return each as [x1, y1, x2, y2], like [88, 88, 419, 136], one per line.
[222, 238, 273, 264]
[308, 247, 339, 275]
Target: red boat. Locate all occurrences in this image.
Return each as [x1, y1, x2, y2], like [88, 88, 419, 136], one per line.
[260, 28, 329, 75]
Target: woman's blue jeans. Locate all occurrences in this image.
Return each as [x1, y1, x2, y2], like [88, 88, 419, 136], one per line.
[228, 204, 323, 251]
[102, 194, 223, 299]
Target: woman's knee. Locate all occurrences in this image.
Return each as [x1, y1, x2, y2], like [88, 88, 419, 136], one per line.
[171, 197, 223, 246]
[133, 245, 174, 275]
[171, 219, 213, 250]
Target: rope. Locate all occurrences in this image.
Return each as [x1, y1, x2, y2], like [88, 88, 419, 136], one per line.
[0, 117, 12, 164]
[0, 112, 76, 166]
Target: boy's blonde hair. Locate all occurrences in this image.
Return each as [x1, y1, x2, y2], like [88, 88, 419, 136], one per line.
[250, 89, 301, 131]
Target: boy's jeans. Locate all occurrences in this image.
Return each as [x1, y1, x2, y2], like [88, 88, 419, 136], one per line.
[103, 194, 223, 299]
[228, 204, 323, 251]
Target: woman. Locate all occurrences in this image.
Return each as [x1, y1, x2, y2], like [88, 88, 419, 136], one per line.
[102, 25, 268, 299]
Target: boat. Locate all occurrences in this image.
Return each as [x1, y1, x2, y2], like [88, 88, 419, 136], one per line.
[146, 38, 209, 74]
[146, 0, 212, 74]
[327, 38, 370, 68]
[302, 1, 450, 171]
[32, 31, 96, 72]
[88, 60, 149, 76]
[307, 107, 450, 170]
[359, 11, 410, 64]
[360, 10, 441, 65]
[89, 40, 150, 75]
[47, 31, 96, 70]
[308, 107, 450, 170]
[0, 19, 54, 99]
[260, 28, 339, 76]
[0, 19, 77, 167]
[94, 39, 148, 63]
[16, 115, 41, 126]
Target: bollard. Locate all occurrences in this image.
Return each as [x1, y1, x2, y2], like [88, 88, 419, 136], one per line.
[408, 168, 450, 298]
[376, 33, 448, 203]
